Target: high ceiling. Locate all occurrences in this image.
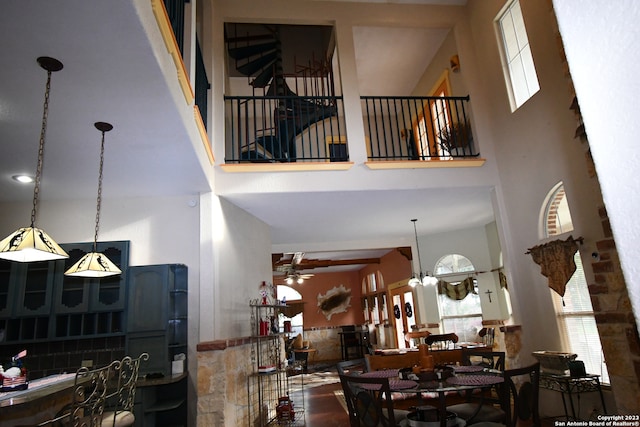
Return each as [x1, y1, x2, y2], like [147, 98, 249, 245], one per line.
[0, 1, 494, 273]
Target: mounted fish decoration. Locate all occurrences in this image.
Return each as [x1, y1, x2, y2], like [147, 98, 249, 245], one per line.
[317, 285, 351, 320]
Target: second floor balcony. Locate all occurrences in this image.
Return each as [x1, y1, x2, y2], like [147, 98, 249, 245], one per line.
[223, 93, 480, 167]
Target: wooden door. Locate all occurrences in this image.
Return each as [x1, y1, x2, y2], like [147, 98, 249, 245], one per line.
[389, 283, 417, 349]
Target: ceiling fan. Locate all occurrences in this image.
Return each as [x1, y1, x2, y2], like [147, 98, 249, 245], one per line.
[273, 252, 315, 284]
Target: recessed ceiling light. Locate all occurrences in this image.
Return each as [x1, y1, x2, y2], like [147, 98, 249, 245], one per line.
[12, 175, 34, 183]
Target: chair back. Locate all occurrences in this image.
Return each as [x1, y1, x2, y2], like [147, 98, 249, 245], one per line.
[341, 325, 359, 343]
[462, 350, 505, 371]
[337, 358, 370, 376]
[499, 363, 540, 427]
[69, 359, 122, 426]
[425, 332, 458, 350]
[339, 373, 400, 427]
[102, 353, 149, 427]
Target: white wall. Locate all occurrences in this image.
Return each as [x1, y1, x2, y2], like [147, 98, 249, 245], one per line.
[456, 0, 608, 365]
[552, 0, 640, 332]
[206, 197, 273, 340]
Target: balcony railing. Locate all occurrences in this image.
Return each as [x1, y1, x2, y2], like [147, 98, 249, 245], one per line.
[362, 95, 478, 161]
[223, 94, 477, 164]
[224, 95, 346, 163]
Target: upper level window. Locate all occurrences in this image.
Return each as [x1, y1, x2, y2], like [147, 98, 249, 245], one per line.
[543, 183, 574, 237]
[496, 0, 540, 111]
[414, 72, 452, 158]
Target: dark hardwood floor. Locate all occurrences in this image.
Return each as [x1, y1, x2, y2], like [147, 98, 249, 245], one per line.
[303, 381, 350, 427]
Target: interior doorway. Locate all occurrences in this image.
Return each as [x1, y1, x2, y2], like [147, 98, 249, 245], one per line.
[389, 282, 416, 349]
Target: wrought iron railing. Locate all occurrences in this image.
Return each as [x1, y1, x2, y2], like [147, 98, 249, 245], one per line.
[195, 38, 210, 130]
[362, 95, 478, 161]
[163, 0, 186, 53]
[224, 95, 345, 163]
[223, 95, 476, 164]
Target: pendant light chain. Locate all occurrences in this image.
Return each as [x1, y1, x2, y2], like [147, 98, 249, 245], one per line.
[412, 219, 423, 277]
[30, 69, 53, 228]
[93, 129, 106, 253]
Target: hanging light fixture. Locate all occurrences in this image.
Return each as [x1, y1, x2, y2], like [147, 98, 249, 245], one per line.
[408, 219, 438, 287]
[0, 57, 69, 262]
[65, 122, 121, 278]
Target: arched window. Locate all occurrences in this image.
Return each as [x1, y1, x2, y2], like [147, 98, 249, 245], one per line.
[542, 182, 574, 237]
[435, 254, 482, 342]
[542, 183, 609, 383]
[277, 285, 303, 336]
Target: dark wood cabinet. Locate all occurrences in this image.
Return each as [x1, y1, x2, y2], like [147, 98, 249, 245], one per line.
[0, 241, 130, 343]
[126, 264, 188, 376]
[56, 241, 129, 313]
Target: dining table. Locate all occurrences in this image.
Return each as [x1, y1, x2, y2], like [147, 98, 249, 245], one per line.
[364, 365, 504, 427]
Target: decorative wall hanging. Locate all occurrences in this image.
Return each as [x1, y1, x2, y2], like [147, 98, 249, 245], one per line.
[437, 277, 476, 300]
[404, 302, 413, 318]
[527, 235, 582, 297]
[499, 270, 508, 289]
[317, 285, 351, 320]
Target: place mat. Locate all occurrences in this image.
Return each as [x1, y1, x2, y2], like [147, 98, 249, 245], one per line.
[360, 370, 399, 379]
[389, 379, 418, 390]
[446, 374, 504, 386]
[448, 365, 485, 373]
[359, 379, 417, 391]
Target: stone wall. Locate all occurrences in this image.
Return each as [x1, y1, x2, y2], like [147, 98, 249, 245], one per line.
[303, 327, 342, 361]
[196, 339, 253, 427]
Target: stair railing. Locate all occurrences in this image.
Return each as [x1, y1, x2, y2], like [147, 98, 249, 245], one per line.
[225, 94, 345, 163]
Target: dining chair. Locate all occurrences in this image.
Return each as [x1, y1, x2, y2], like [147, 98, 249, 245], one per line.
[447, 362, 540, 427]
[462, 350, 505, 371]
[425, 332, 458, 350]
[36, 359, 122, 427]
[101, 353, 150, 427]
[337, 358, 370, 376]
[339, 373, 410, 427]
[341, 325, 364, 360]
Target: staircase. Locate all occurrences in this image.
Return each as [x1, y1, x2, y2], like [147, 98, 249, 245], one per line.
[225, 24, 339, 162]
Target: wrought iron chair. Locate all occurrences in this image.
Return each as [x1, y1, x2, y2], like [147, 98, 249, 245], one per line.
[339, 373, 409, 427]
[36, 359, 122, 427]
[447, 362, 540, 427]
[101, 353, 150, 427]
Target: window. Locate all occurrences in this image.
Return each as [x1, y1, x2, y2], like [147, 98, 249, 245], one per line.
[435, 254, 482, 342]
[542, 184, 609, 383]
[414, 72, 452, 158]
[551, 252, 610, 384]
[496, 0, 540, 110]
[543, 183, 574, 237]
[277, 285, 304, 337]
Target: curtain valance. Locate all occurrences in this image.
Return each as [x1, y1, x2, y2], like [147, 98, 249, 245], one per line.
[437, 276, 476, 300]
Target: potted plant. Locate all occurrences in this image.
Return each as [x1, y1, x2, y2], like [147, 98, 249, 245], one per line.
[438, 121, 473, 156]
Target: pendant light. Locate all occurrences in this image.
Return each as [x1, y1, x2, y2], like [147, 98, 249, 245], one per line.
[64, 122, 121, 277]
[0, 57, 69, 262]
[408, 219, 438, 287]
